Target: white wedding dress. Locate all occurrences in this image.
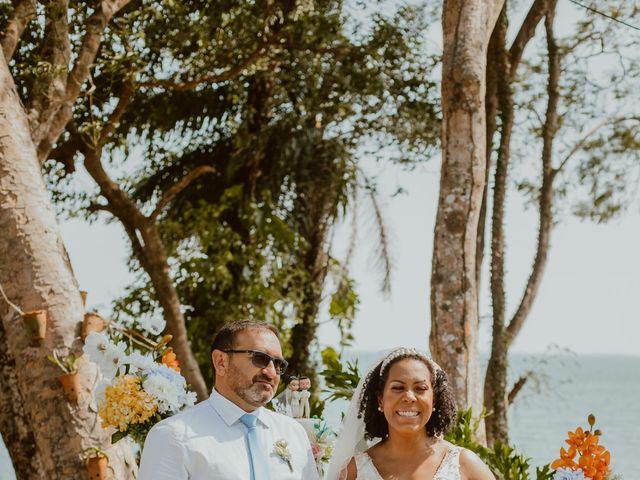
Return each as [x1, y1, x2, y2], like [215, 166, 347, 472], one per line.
[344, 445, 462, 480]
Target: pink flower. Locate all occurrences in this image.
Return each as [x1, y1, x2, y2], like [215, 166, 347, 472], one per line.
[311, 443, 323, 460]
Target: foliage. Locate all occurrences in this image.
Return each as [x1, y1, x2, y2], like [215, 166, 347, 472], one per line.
[445, 409, 552, 480]
[47, 349, 80, 375]
[510, 2, 640, 221]
[319, 346, 361, 404]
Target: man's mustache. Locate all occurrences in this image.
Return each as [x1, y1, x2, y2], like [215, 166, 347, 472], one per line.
[252, 374, 275, 386]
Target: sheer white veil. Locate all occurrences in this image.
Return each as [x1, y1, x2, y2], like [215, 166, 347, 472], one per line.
[324, 351, 386, 480]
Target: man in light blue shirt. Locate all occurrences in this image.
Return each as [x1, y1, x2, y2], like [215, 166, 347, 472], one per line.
[138, 320, 319, 479]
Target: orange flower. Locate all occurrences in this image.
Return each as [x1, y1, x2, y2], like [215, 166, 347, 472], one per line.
[552, 420, 612, 480]
[162, 348, 181, 372]
[551, 446, 578, 470]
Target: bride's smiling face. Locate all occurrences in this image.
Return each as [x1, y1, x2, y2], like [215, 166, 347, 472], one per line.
[378, 358, 434, 435]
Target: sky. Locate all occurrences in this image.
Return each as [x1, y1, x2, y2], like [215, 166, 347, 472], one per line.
[60, 154, 640, 358]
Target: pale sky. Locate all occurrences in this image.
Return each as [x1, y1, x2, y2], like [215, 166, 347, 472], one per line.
[60, 156, 640, 358]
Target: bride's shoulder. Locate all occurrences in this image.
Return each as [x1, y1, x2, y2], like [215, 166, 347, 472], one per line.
[457, 446, 496, 480]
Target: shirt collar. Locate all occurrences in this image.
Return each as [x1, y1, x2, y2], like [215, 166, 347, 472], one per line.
[209, 388, 270, 428]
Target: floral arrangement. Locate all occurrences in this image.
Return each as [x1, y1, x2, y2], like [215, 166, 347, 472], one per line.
[550, 415, 614, 480]
[83, 317, 196, 445]
[310, 419, 334, 476]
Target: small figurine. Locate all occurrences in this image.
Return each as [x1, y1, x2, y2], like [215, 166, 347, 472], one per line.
[298, 376, 311, 418]
[274, 376, 302, 417]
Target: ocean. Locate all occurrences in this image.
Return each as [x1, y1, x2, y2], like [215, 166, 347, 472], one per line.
[1, 353, 638, 479]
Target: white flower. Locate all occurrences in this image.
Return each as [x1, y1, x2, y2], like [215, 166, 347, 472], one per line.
[554, 469, 586, 480]
[142, 364, 191, 414]
[83, 332, 127, 379]
[83, 331, 110, 362]
[143, 374, 180, 414]
[137, 316, 166, 336]
[183, 391, 197, 408]
[273, 439, 293, 472]
[124, 351, 155, 373]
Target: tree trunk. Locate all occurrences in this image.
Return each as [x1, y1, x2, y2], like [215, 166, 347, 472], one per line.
[138, 222, 210, 400]
[0, 56, 136, 479]
[288, 189, 333, 378]
[484, 4, 511, 446]
[430, 0, 504, 421]
[0, 320, 45, 479]
[483, 0, 557, 445]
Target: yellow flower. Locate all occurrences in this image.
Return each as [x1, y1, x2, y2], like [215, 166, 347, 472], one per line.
[98, 375, 157, 431]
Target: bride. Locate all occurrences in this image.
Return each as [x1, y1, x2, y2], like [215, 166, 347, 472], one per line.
[325, 348, 495, 480]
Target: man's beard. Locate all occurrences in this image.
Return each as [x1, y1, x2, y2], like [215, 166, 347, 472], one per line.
[234, 373, 276, 407]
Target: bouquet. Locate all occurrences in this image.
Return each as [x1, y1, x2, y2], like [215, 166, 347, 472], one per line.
[550, 415, 615, 480]
[83, 317, 196, 445]
[309, 419, 334, 477]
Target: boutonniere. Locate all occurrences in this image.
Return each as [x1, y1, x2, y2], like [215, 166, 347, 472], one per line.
[273, 439, 293, 472]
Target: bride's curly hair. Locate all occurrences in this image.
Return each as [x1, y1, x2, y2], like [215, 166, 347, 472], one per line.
[358, 350, 456, 440]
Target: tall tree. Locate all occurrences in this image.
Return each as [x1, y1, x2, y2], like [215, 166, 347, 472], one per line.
[430, 0, 504, 421]
[482, 0, 556, 444]
[0, 57, 136, 479]
[481, 0, 640, 445]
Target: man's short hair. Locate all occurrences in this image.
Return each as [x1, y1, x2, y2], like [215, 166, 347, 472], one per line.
[210, 320, 280, 359]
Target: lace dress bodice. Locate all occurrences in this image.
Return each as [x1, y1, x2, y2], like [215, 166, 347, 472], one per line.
[350, 445, 462, 480]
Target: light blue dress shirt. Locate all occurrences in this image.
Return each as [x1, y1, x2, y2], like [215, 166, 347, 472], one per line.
[138, 389, 319, 479]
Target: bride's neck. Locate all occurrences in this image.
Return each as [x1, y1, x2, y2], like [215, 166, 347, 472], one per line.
[384, 429, 435, 454]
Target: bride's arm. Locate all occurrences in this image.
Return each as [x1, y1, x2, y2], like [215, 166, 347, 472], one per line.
[340, 456, 358, 480]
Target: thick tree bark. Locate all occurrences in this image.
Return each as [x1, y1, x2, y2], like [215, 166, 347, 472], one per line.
[0, 319, 45, 479]
[0, 56, 136, 479]
[430, 0, 504, 421]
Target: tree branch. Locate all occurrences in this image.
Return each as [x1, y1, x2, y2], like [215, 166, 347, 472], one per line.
[139, 38, 277, 91]
[507, 2, 559, 344]
[87, 201, 116, 216]
[98, 79, 135, 146]
[149, 165, 216, 221]
[49, 130, 84, 173]
[507, 375, 528, 405]
[26, 0, 71, 142]
[1, 0, 37, 61]
[36, 0, 132, 164]
[83, 146, 148, 232]
[509, 0, 552, 77]
[555, 116, 640, 174]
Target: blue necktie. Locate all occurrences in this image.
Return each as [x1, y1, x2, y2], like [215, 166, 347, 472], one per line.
[239, 413, 271, 480]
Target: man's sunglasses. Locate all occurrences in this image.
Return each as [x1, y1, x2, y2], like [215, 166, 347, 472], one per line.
[222, 349, 288, 375]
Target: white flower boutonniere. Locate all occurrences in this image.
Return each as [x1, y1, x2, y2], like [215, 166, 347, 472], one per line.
[273, 439, 293, 472]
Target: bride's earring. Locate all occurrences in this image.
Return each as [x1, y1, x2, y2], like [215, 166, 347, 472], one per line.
[378, 405, 383, 412]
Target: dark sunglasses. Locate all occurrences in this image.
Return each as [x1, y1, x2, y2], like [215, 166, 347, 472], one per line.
[222, 349, 288, 375]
